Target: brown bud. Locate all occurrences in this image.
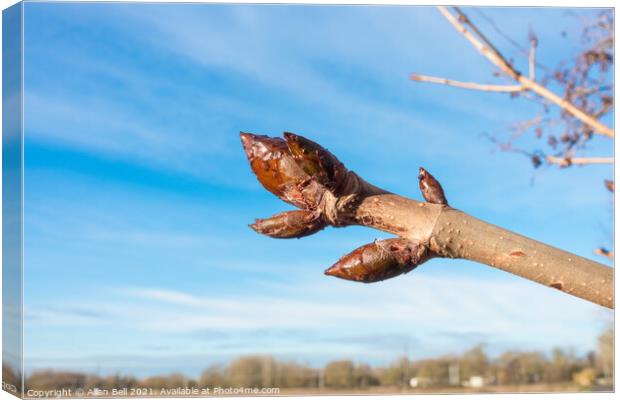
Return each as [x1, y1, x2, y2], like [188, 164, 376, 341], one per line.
[250, 210, 327, 239]
[418, 167, 448, 205]
[240, 132, 312, 209]
[283, 132, 349, 195]
[324, 239, 432, 283]
[605, 180, 614, 193]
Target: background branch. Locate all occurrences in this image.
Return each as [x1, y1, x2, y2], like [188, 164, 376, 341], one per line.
[432, 6, 614, 138]
[529, 40, 536, 80]
[546, 156, 613, 167]
[410, 73, 523, 92]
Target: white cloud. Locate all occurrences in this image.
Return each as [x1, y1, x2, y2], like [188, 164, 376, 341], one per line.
[25, 271, 611, 356]
[25, 4, 585, 188]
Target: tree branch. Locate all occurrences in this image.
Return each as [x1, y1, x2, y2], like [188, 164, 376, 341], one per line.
[431, 6, 614, 138]
[410, 73, 524, 93]
[437, 6, 519, 79]
[529, 39, 536, 81]
[241, 132, 614, 309]
[546, 156, 613, 167]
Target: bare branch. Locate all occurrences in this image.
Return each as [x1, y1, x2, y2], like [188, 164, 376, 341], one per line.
[521, 79, 614, 138]
[433, 6, 614, 138]
[472, 7, 551, 73]
[546, 156, 613, 167]
[437, 6, 519, 79]
[574, 85, 612, 97]
[410, 73, 523, 93]
[241, 132, 613, 309]
[529, 40, 536, 81]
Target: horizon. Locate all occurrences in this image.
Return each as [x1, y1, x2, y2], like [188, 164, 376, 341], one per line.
[13, 329, 612, 379]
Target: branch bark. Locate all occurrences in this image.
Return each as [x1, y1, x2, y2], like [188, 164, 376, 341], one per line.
[546, 156, 614, 167]
[410, 74, 523, 93]
[422, 6, 615, 138]
[337, 184, 612, 309]
[528, 39, 536, 81]
[241, 132, 614, 309]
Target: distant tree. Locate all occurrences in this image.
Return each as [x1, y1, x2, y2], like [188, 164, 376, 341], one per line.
[26, 370, 88, 391]
[324, 360, 356, 389]
[2, 363, 21, 393]
[460, 345, 490, 379]
[85, 373, 138, 391]
[543, 348, 579, 383]
[376, 358, 409, 387]
[272, 361, 317, 388]
[199, 365, 230, 388]
[585, 350, 597, 369]
[227, 356, 275, 388]
[572, 367, 596, 387]
[140, 373, 187, 389]
[496, 351, 546, 385]
[353, 363, 380, 388]
[596, 325, 613, 380]
[415, 357, 454, 387]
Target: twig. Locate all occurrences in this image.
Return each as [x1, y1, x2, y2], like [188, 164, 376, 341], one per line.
[574, 85, 612, 97]
[546, 156, 613, 167]
[529, 40, 536, 81]
[437, 6, 519, 79]
[410, 74, 523, 93]
[431, 6, 614, 138]
[471, 7, 552, 73]
[241, 132, 613, 309]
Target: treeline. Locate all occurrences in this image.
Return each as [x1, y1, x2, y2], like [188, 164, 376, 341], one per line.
[16, 326, 613, 392]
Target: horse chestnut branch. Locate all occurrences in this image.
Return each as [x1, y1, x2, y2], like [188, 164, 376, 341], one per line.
[240, 132, 613, 308]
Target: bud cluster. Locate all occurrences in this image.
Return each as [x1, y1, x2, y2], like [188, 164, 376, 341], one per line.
[241, 131, 446, 283]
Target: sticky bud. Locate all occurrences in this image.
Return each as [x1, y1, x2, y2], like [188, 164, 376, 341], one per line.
[324, 238, 433, 283]
[240, 132, 312, 209]
[418, 167, 448, 205]
[283, 132, 350, 196]
[250, 210, 327, 239]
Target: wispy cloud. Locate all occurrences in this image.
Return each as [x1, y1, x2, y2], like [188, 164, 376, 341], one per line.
[24, 90, 246, 183]
[25, 4, 529, 182]
[25, 273, 611, 356]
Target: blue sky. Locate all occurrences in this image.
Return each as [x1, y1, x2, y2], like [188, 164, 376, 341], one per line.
[21, 3, 612, 378]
